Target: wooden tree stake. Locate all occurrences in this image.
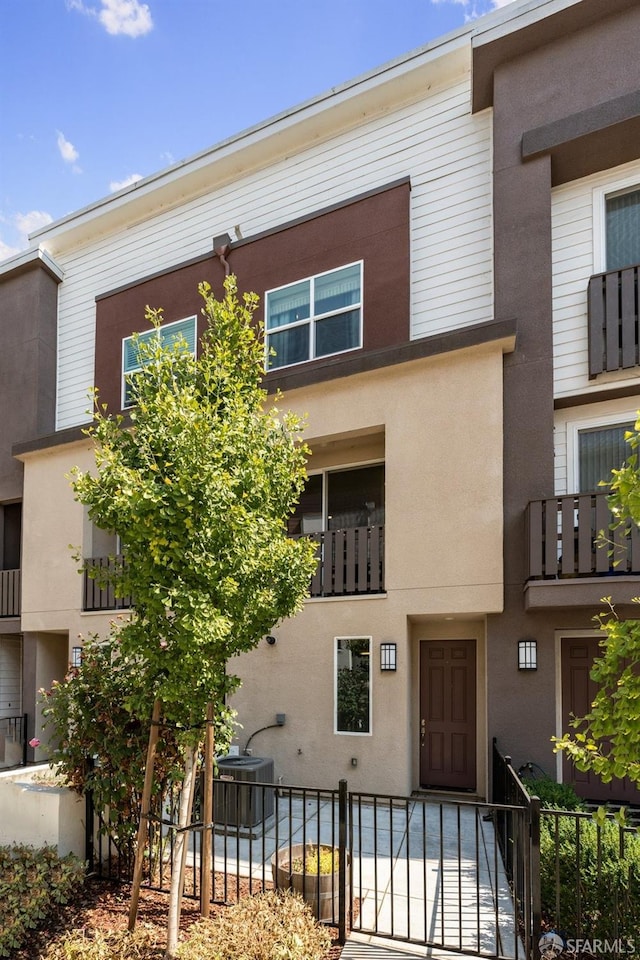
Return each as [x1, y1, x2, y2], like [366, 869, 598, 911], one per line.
[200, 702, 215, 916]
[128, 698, 162, 932]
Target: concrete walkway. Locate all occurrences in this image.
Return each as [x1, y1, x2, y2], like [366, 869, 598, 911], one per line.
[210, 791, 526, 960]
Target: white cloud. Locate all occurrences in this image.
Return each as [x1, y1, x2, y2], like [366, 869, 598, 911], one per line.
[100, 0, 152, 36]
[57, 131, 82, 173]
[14, 210, 54, 238]
[110, 173, 143, 192]
[0, 210, 54, 262]
[67, 0, 153, 37]
[0, 239, 21, 262]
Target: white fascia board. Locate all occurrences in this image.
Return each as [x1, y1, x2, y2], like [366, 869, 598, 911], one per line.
[472, 0, 585, 49]
[0, 246, 64, 282]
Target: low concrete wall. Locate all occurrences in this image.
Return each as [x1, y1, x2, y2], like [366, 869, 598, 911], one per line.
[0, 765, 85, 858]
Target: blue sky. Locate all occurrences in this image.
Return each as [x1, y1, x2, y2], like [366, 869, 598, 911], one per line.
[0, 0, 515, 261]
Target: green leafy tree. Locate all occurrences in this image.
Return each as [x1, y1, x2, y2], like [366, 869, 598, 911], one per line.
[69, 276, 317, 956]
[554, 419, 640, 787]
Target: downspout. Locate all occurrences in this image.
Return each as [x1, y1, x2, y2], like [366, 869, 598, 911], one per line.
[213, 232, 232, 275]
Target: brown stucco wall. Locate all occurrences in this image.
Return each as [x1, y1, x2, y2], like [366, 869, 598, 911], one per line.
[487, 3, 640, 776]
[0, 263, 58, 501]
[94, 181, 410, 415]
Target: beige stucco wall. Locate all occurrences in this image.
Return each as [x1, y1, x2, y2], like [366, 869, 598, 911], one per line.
[19, 439, 118, 643]
[17, 339, 506, 796]
[230, 342, 506, 796]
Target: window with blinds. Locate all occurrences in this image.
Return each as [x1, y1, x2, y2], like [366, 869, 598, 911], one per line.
[122, 315, 197, 408]
[265, 262, 362, 370]
[606, 187, 640, 272]
[578, 422, 634, 492]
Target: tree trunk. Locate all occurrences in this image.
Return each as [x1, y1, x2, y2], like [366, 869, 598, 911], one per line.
[128, 698, 162, 932]
[165, 743, 198, 959]
[200, 702, 215, 916]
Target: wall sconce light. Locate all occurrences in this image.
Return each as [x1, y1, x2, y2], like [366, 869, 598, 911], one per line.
[71, 646, 83, 668]
[380, 642, 397, 672]
[518, 638, 537, 670]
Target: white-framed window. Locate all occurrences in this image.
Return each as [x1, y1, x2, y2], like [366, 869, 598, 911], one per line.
[265, 262, 363, 370]
[567, 411, 636, 492]
[335, 636, 371, 735]
[122, 315, 197, 408]
[593, 175, 640, 273]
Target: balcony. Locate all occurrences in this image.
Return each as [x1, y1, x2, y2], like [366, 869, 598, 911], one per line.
[302, 525, 385, 598]
[0, 569, 20, 618]
[525, 493, 640, 609]
[588, 264, 639, 377]
[83, 555, 131, 612]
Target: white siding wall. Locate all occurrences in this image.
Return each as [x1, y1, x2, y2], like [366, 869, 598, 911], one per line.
[552, 158, 640, 400]
[55, 75, 493, 430]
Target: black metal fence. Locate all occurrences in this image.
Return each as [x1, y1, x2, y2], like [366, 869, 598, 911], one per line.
[87, 770, 538, 958]
[82, 748, 640, 958]
[538, 807, 640, 943]
[493, 738, 640, 953]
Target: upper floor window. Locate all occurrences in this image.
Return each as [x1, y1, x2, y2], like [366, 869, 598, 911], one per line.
[122, 315, 197, 409]
[605, 187, 640, 271]
[1, 502, 21, 571]
[287, 463, 384, 535]
[578, 421, 634, 492]
[265, 262, 363, 370]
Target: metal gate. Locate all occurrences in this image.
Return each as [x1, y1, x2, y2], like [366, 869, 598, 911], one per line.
[347, 790, 534, 958]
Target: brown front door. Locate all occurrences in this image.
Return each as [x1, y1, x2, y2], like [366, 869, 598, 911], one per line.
[561, 637, 640, 805]
[420, 639, 476, 790]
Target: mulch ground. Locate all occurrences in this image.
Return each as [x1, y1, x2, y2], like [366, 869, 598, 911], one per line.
[13, 877, 346, 959]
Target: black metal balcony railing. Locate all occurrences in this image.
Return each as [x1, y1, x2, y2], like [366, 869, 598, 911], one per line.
[0, 569, 20, 618]
[83, 555, 132, 612]
[588, 264, 639, 378]
[303, 524, 385, 598]
[527, 492, 640, 579]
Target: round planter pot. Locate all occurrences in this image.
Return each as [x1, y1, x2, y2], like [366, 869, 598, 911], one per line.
[271, 842, 349, 922]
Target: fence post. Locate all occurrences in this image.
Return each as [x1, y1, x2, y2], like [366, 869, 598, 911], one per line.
[530, 796, 541, 959]
[338, 778, 348, 944]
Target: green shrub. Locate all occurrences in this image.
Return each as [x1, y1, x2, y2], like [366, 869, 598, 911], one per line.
[0, 845, 85, 958]
[539, 812, 640, 939]
[521, 775, 586, 811]
[176, 890, 331, 960]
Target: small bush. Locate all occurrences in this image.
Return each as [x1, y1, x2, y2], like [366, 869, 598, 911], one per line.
[42, 928, 163, 960]
[521, 775, 586, 811]
[176, 890, 331, 960]
[290, 845, 339, 875]
[0, 845, 85, 958]
[539, 812, 640, 939]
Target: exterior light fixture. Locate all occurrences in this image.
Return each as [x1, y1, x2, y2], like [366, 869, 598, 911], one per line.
[71, 646, 83, 668]
[380, 642, 397, 672]
[518, 638, 537, 670]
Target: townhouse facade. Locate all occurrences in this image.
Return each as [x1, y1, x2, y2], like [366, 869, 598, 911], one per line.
[1, 0, 639, 803]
